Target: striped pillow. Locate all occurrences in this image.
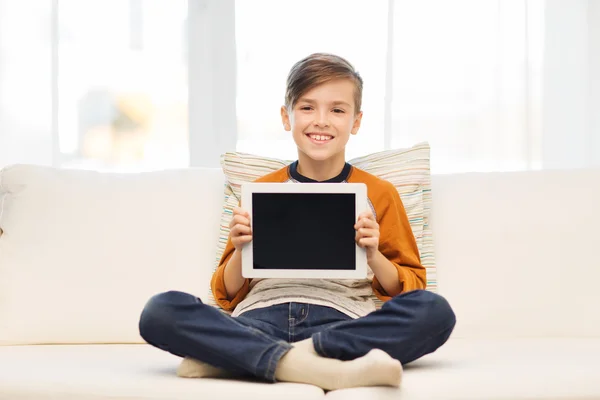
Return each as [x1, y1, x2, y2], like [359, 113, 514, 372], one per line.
[208, 142, 435, 311]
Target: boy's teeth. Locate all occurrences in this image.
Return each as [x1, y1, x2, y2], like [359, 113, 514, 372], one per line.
[310, 134, 331, 141]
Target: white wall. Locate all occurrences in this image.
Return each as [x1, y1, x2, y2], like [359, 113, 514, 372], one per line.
[542, 0, 600, 169]
[590, 0, 600, 168]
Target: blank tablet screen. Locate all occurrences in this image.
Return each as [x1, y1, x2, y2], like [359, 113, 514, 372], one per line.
[252, 193, 356, 270]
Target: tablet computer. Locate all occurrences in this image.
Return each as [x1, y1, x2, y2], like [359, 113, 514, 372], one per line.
[240, 182, 368, 279]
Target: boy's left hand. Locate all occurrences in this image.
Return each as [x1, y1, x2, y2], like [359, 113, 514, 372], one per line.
[355, 210, 380, 261]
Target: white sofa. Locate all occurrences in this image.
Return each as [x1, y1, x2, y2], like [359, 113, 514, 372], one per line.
[0, 164, 599, 400]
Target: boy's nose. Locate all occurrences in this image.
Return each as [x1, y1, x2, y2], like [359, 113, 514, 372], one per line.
[314, 111, 330, 127]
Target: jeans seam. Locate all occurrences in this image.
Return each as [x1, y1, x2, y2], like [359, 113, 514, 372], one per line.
[320, 320, 348, 332]
[314, 332, 330, 358]
[294, 304, 310, 325]
[229, 317, 278, 342]
[174, 320, 265, 374]
[218, 317, 291, 378]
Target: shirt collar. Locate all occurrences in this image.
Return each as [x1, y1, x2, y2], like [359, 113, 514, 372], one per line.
[289, 161, 352, 183]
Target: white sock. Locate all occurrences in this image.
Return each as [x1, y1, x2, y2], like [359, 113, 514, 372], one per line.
[275, 344, 402, 390]
[177, 357, 237, 379]
[176, 339, 315, 379]
[176, 340, 317, 380]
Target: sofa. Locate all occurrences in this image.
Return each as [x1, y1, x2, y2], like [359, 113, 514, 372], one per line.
[0, 163, 599, 400]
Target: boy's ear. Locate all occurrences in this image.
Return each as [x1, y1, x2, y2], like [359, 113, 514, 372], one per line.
[281, 106, 291, 131]
[351, 111, 363, 135]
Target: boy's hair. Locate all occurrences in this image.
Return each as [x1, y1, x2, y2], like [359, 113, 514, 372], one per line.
[285, 53, 363, 115]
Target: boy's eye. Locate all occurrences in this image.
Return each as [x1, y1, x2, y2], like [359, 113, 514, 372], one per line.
[333, 108, 345, 113]
[300, 106, 312, 111]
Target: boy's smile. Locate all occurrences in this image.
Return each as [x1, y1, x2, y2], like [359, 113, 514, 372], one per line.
[281, 79, 363, 180]
[306, 132, 334, 144]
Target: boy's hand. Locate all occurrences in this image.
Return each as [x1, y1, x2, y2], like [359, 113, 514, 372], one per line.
[355, 210, 380, 261]
[229, 207, 252, 251]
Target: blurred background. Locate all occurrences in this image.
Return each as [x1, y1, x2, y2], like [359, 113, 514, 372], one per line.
[0, 0, 598, 173]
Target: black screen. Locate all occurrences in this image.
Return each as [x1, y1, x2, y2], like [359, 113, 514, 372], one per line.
[252, 193, 356, 270]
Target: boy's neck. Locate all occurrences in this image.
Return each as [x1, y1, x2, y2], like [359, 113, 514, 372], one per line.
[296, 153, 347, 182]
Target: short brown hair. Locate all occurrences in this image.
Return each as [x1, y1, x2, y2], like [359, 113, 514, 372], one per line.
[285, 53, 363, 114]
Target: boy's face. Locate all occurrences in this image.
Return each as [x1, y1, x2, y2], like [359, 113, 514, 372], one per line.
[281, 79, 362, 163]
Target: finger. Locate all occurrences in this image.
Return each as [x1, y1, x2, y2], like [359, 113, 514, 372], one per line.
[234, 214, 251, 226]
[363, 219, 379, 230]
[356, 232, 365, 247]
[359, 237, 378, 248]
[234, 235, 253, 245]
[233, 236, 253, 249]
[357, 227, 379, 236]
[356, 218, 378, 229]
[359, 210, 375, 220]
[231, 225, 252, 236]
[229, 214, 251, 229]
[235, 225, 252, 236]
[233, 207, 250, 218]
[355, 229, 379, 241]
[355, 213, 376, 228]
[355, 219, 368, 230]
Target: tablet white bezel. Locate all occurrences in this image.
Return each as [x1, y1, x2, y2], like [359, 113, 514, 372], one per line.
[241, 182, 368, 279]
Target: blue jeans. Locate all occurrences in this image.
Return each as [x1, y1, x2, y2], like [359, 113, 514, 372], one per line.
[138, 289, 455, 382]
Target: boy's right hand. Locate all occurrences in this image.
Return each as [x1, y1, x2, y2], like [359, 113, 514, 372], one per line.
[229, 207, 253, 251]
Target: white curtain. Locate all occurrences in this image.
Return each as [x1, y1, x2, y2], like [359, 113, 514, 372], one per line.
[0, 0, 599, 173]
[0, 0, 54, 167]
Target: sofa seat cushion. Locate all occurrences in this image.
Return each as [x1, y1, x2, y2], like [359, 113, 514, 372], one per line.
[0, 344, 325, 400]
[326, 338, 600, 400]
[1, 338, 599, 400]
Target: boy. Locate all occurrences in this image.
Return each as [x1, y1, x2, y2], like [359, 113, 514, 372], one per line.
[139, 53, 456, 391]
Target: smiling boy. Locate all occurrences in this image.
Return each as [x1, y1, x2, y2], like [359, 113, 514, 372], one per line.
[139, 53, 456, 391]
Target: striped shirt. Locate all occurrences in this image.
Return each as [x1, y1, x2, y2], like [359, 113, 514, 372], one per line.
[210, 161, 425, 318]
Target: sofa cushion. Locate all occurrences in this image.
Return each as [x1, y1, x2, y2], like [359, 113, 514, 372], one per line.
[325, 338, 600, 400]
[0, 165, 225, 345]
[1, 338, 598, 400]
[430, 169, 600, 338]
[208, 142, 435, 311]
[0, 344, 325, 400]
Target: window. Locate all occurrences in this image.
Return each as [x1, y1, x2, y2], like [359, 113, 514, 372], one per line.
[57, 0, 189, 171]
[0, 0, 54, 166]
[235, 0, 389, 161]
[234, 0, 545, 173]
[390, 0, 543, 173]
[5, 1, 595, 173]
